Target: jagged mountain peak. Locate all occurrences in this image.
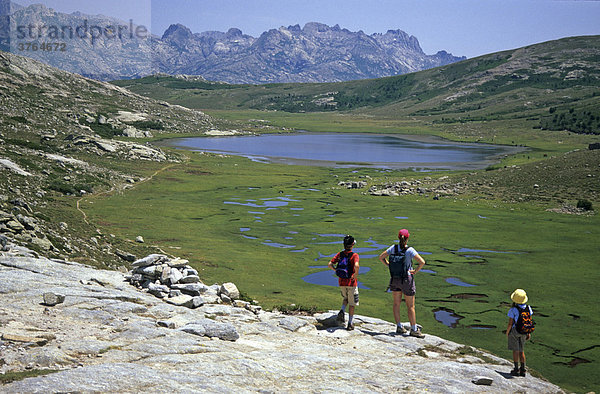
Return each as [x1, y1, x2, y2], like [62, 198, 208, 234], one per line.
[162, 23, 194, 41]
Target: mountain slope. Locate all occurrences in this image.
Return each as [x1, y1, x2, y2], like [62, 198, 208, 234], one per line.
[0, 49, 222, 265]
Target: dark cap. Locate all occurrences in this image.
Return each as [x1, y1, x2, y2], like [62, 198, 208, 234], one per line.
[343, 235, 356, 246]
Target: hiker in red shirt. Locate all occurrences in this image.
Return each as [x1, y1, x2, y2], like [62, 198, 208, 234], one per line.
[328, 235, 360, 331]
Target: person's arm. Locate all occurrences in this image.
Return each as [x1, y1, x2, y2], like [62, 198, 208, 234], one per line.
[350, 255, 360, 280]
[328, 253, 338, 270]
[409, 253, 425, 274]
[378, 251, 389, 266]
[506, 317, 514, 337]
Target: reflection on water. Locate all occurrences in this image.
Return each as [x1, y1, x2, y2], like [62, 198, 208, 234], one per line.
[446, 277, 476, 287]
[225, 200, 288, 208]
[262, 240, 295, 248]
[302, 266, 371, 289]
[434, 308, 463, 327]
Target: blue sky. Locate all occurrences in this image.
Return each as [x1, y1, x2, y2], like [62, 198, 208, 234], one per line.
[14, 0, 600, 58]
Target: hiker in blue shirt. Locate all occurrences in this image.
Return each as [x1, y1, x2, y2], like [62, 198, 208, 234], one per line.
[506, 289, 535, 377]
[379, 229, 426, 338]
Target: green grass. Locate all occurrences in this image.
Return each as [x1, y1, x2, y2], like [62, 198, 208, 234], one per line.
[82, 150, 600, 393]
[0, 369, 59, 383]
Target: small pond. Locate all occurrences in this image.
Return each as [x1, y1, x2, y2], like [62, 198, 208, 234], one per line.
[161, 133, 523, 170]
[446, 277, 477, 287]
[434, 308, 463, 328]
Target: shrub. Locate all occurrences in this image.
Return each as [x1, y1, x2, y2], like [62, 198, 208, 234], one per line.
[576, 199, 593, 211]
[272, 304, 321, 315]
[130, 120, 164, 130]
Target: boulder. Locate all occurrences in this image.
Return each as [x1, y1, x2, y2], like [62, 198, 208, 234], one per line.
[179, 319, 239, 341]
[220, 282, 240, 300]
[42, 292, 65, 306]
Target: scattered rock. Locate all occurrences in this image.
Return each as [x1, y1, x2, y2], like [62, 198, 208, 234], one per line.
[338, 181, 367, 189]
[180, 319, 239, 341]
[42, 292, 65, 306]
[115, 249, 136, 262]
[219, 282, 240, 300]
[472, 376, 494, 385]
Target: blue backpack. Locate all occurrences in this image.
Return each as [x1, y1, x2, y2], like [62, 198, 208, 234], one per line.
[335, 251, 354, 279]
[388, 244, 410, 281]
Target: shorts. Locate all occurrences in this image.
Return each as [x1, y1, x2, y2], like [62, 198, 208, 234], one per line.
[389, 275, 416, 296]
[508, 326, 527, 351]
[340, 286, 359, 306]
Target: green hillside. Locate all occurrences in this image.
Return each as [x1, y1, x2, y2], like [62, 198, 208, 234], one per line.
[114, 36, 600, 134]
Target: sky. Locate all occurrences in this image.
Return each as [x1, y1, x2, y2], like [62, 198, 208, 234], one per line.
[12, 0, 600, 58]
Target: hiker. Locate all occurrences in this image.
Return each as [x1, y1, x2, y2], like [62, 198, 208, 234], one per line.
[328, 235, 360, 331]
[506, 288, 535, 377]
[378, 229, 426, 338]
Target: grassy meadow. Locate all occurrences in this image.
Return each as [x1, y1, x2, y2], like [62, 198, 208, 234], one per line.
[81, 143, 599, 393]
[100, 37, 600, 391]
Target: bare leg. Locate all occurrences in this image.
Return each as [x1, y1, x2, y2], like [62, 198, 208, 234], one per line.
[512, 351, 520, 363]
[405, 295, 416, 327]
[392, 291, 403, 324]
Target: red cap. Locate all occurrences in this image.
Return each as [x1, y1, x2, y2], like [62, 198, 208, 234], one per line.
[398, 229, 410, 239]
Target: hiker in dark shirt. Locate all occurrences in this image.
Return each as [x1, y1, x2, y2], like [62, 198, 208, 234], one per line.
[379, 229, 426, 338]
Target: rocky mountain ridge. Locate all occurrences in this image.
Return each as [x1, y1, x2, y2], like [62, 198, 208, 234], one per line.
[154, 22, 465, 84]
[0, 48, 248, 268]
[3, 3, 465, 82]
[0, 242, 563, 392]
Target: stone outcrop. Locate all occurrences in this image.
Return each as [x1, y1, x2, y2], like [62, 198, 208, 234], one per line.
[0, 242, 563, 393]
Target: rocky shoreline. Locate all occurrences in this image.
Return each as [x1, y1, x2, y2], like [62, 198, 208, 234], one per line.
[0, 241, 563, 393]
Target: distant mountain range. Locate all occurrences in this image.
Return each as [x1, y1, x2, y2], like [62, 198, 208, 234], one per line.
[154, 23, 465, 84]
[2, 3, 465, 83]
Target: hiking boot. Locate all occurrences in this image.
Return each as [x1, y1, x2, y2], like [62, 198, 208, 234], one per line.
[337, 310, 345, 323]
[510, 368, 520, 376]
[396, 325, 407, 335]
[346, 323, 354, 331]
[519, 368, 526, 377]
[409, 328, 425, 338]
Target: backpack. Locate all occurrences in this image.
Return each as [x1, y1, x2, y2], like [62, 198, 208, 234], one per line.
[335, 251, 354, 279]
[515, 305, 535, 334]
[388, 244, 410, 281]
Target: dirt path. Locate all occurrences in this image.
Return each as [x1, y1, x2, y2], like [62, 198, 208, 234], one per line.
[77, 163, 179, 226]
